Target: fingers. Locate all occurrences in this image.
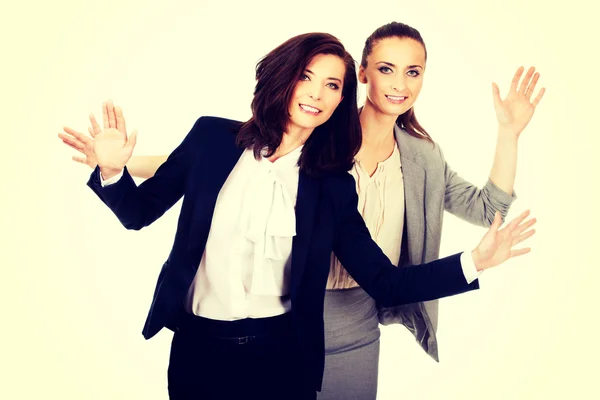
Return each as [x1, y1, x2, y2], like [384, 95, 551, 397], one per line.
[512, 217, 537, 237]
[115, 106, 127, 134]
[60, 127, 91, 148]
[61, 138, 84, 153]
[63, 126, 89, 140]
[503, 209, 531, 232]
[72, 155, 87, 164]
[510, 66, 525, 93]
[490, 211, 502, 232]
[102, 101, 110, 129]
[126, 129, 138, 150]
[524, 71, 540, 99]
[532, 87, 546, 108]
[89, 113, 102, 137]
[510, 247, 531, 258]
[512, 227, 536, 247]
[518, 67, 535, 94]
[106, 99, 117, 129]
[492, 82, 502, 105]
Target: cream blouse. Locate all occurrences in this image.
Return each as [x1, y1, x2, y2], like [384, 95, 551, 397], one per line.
[327, 143, 405, 289]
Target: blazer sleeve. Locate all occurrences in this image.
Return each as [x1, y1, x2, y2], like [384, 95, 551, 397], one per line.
[330, 173, 479, 307]
[440, 145, 516, 226]
[87, 117, 205, 230]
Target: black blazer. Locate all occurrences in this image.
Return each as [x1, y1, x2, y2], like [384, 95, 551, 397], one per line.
[87, 116, 479, 390]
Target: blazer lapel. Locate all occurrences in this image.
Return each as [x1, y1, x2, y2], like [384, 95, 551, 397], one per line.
[395, 125, 426, 264]
[290, 171, 320, 294]
[187, 129, 244, 260]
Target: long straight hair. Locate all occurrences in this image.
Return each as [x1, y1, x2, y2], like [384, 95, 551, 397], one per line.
[360, 22, 433, 143]
[236, 33, 362, 176]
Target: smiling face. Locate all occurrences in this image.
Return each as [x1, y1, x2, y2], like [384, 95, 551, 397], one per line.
[286, 53, 345, 136]
[359, 37, 426, 118]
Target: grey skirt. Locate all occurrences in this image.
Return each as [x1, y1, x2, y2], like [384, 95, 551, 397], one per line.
[317, 286, 381, 400]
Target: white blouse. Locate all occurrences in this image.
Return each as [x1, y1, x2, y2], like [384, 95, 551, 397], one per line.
[184, 147, 302, 320]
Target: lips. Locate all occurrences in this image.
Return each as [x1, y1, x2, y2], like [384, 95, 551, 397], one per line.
[385, 95, 408, 104]
[299, 104, 322, 114]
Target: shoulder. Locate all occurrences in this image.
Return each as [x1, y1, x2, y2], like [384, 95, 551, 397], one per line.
[185, 116, 244, 147]
[169, 116, 245, 164]
[395, 126, 444, 169]
[396, 126, 439, 154]
[193, 116, 244, 134]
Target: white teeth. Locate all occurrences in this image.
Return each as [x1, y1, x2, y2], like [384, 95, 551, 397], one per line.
[300, 104, 320, 113]
[387, 95, 406, 100]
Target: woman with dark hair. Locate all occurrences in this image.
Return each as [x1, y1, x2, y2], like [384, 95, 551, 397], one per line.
[61, 31, 536, 399]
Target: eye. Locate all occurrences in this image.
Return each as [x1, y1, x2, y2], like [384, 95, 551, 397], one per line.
[300, 73, 310, 81]
[327, 82, 340, 90]
[407, 69, 420, 77]
[378, 66, 393, 74]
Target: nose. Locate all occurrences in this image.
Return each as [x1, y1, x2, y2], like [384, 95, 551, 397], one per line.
[308, 82, 322, 100]
[391, 75, 407, 92]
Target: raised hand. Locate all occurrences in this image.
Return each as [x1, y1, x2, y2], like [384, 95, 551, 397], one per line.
[59, 124, 97, 168]
[62, 100, 137, 179]
[492, 66, 545, 137]
[471, 210, 536, 271]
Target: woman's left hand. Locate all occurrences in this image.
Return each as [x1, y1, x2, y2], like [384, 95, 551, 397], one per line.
[492, 66, 546, 137]
[471, 210, 536, 271]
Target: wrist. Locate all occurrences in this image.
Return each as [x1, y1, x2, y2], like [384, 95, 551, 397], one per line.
[497, 125, 520, 141]
[471, 249, 484, 272]
[100, 167, 123, 180]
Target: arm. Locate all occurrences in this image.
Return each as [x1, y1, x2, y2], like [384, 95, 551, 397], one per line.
[331, 174, 535, 308]
[59, 123, 168, 179]
[126, 156, 168, 179]
[488, 128, 518, 196]
[488, 66, 545, 194]
[68, 100, 202, 230]
[444, 66, 545, 226]
[442, 146, 516, 227]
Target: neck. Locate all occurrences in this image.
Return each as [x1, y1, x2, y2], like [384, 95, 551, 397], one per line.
[269, 125, 312, 162]
[359, 100, 398, 150]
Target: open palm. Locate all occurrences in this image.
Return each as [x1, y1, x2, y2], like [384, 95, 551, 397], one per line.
[472, 210, 536, 271]
[62, 100, 137, 173]
[492, 66, 545, 137]
[94, 126, 135, 171]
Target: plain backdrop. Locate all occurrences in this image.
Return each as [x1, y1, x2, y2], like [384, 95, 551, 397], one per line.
[2, 0, 598, 399]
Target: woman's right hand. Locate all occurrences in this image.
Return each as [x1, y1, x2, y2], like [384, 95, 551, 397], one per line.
[62, 100, 137, 179]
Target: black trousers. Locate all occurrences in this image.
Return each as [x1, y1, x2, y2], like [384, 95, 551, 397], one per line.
[167, 311, 317, 400]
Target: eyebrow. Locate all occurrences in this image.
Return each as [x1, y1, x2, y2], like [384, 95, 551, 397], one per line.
[305, 69, 343, 83]
[376, 61, 423, 69]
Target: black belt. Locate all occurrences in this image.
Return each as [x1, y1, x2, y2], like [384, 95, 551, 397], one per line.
[175, 311, 293, 345]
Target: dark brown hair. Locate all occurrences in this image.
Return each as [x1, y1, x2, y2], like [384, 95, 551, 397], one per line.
[236, 32, 361, 176]
[360, 22, 433, 143]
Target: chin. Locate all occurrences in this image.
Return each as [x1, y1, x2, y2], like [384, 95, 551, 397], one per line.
[292, 115, 325, 129]
[376, 104, 404, 117]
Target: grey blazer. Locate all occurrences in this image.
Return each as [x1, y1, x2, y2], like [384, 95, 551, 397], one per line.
[377, 124, 516, 361]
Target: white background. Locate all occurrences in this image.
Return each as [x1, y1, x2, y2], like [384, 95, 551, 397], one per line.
[2, 0, 598, 398]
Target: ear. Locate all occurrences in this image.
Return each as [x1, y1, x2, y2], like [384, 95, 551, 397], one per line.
[358, 66, 368, 84]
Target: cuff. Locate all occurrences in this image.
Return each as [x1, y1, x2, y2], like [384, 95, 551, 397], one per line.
[460, 251, 482, 284]
[100, 169, 124, 187]
[485, 178, 517, 203]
